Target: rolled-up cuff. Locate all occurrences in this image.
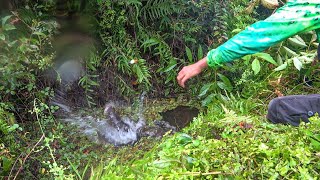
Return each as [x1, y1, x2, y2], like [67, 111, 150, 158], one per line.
[207, 48, 224, 68]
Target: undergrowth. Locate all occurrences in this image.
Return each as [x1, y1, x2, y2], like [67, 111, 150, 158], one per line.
[1, 0, 320, 179]
[92, 100, 320, 179]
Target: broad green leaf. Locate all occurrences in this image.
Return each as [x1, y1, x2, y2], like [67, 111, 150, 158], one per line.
[231, 28, 242, 34]
[241, 55, 251, 61]
[185, 46, 193, 62]
[152, 160, 172, 168]
[274, 62, 287, 71]
[142, 38, 158, 45]
[283, 46, 297, 57]
[192, 140, 201, 147]
[163, 63, 177, 73]
[252, 58, 261, 75]
[198, 83, 212, 97]
[279, 165, 289, 176]
[310, 138, 320, 151]
[288, 37, 307, 48]
[2, 15, 12, 26]
[142, 38, 159, 51]
[8, 124, 19, 131]
[313, 134, 320, 141]
[177, 133, 192, 145]
[254, 53, 277, 65]
[2, 157, 12, 172]
[7, 40, 17, 47]
[309, 134, 320, 151]
[217, 82, 229, 91]
[294, 35, 304, 42]
[217, 73, 232, 88]
[277, 54, 283, 65]
[201, 93, 215, 107]
[217, 73, 233, 91]
[197, 45, 203, 60]
[33, 31, 46, 37]
[293, 57, 302, 71]
[242, 55, 252, 65]
[3, 24, 16, 31]
[30, 45, 39, 50]
[311, 33, 318, 42]
[0, 34, 5, 41]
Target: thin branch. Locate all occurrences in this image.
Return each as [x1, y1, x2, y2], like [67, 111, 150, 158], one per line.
[12, 134, 45, 180]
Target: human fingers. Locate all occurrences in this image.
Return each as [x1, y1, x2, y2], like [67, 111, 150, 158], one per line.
[177, 66, 187, 77]
[177, 74, 185, 87]
[180, 74, 191, 88]
[177, 68, 186, 86]
[177, 70, 185, 81]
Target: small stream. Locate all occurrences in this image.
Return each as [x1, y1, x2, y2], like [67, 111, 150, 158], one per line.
[47, 31, 200, 146]
[48, 54, 200, 146]
[56, 97, 199, 146]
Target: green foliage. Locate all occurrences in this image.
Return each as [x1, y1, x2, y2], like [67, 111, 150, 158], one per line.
[97, 0, 247, 97]
[198, 26, 318, 106]
[0, 3, 64, 179]
[79, 51, 100, 107]
[0, 8, 57, 102]
[0, 107, 21, 177]
[3, 0, 320, 179]
[197, 71, 234, 107]
[91, 98, 320, 179]
[274, 34, 317, 72]
[141, 0, 180, 21]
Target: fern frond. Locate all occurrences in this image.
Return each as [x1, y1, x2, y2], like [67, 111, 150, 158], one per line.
[141, 0, 180, 21]
[132, 59, 151, 87]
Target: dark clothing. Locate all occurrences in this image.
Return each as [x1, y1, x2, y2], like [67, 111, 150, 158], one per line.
[267, 94, 320, 126]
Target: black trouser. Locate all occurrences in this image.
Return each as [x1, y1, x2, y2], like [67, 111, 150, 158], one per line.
[267, 94, 320, 126]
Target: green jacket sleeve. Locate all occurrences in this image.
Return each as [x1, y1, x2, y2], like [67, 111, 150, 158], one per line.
[207, 0, 320, 67]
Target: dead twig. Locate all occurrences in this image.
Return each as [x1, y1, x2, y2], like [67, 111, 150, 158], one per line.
[10, 134, 45, 180]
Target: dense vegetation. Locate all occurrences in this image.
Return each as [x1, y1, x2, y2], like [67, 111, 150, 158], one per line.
[92, 105, 320, 179]
[1, 0, 320, 179]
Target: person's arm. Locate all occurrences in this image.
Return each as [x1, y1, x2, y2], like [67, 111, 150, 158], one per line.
[177, 57, 208, 88]
[178, 1, 320, 88]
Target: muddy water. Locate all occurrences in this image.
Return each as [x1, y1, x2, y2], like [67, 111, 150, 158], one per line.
[161, 106, 200, 130]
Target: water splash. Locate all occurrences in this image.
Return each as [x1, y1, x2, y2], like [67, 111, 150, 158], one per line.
[50, 88, 71, 113]
[60, 93, 148, 146]
[56, 92, 186, 146]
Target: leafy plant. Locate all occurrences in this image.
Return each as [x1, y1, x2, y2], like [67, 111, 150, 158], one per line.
[0, 108, 21, 177]
[91, 99, 320, 179]
[79, 51, 100, 107]
[242, 52, 278, 75]
[97, 0, 247, 98]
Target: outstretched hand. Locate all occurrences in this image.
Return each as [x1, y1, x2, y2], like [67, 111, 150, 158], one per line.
[177, 57, 208, 88]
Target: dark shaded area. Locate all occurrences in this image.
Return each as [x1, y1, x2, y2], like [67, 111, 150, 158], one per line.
[161, 106, 199, 130]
